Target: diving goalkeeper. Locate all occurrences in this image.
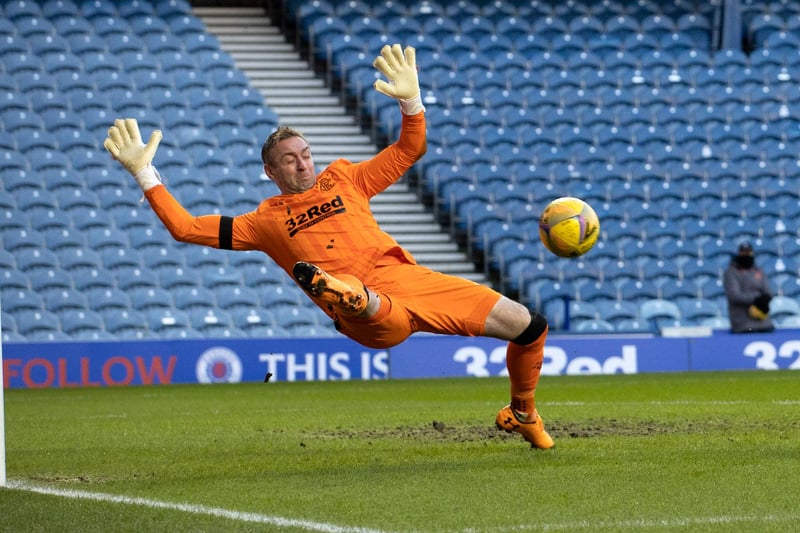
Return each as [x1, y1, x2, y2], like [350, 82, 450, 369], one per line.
[104, 44, 554, 449]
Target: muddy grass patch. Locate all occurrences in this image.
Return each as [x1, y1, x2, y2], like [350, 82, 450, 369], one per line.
[310, 417, 796, 443]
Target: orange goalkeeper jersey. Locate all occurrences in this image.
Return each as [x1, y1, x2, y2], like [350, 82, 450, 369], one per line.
[144, 112, 427, 280]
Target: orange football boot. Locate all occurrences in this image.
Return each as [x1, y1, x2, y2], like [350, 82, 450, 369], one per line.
[292, 261, 368, 315]
[495, 405, 555, 449]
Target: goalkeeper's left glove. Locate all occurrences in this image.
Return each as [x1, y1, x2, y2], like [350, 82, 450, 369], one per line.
[104, 118, 163, 191]
[373, 44, 424, 115]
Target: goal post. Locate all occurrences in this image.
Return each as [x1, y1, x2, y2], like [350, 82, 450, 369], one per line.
[0, 303, 6, 486]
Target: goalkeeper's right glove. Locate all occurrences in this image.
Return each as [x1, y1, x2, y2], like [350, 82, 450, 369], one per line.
[104, 118, 163, 191]
[373, 44, 424, 115]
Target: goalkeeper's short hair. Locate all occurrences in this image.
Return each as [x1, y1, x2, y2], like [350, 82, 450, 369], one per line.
[261, 126, 307, 166]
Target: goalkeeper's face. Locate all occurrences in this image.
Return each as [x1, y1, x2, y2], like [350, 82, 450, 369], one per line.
[264, 136, 317, 194]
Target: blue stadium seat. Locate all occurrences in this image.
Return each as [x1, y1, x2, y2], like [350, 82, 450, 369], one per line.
[189, 309, 246, 338]
[1, 51, 36, 79]
[660, 32, 697, 58]
[85, 287, 132, 312]
[128, 14, 170, 38]
[59, 309, 105, 337]
[676, 298, 722, 324]
[17, 18, 56, 41]
[57, 245, 103, 274]
[240, 324, 291, 338]
[0, 269, 30, 294]
[0, 248, 16, 271]
[614, 318, 654, 333]
[594, 298, 639, 322]
[216, 286, 260, 311]
[203, 266, 243, 289]
[232, 308, 277, 332]
[159, 50, 196, 77]
[260, 284, 304, 308]
[111, 208, 153, 231]
[699, 313, 730, 330]
[767, 296, 800, 322]
[103, 308, 148, 338]
[91, 13, 131, 36]
[185, 247, 227, 269]
[777, 315, 800, 329]
[574, 318, 616, 333]
[117, 0, 155, 18]
[142, 247, 185, 271]
[677, 12, 712, 47]
[16, 309, 61, 338]
[128, 226, 169, 251]
[640, 14, 676, 40]
[64, 28, 104, 53]
[2, 227, 47, 252]
[5, 0, 43, 19]
[46, 288, 89, 313]
[605, 14, 640, 41]
[42, 0, 80, 19]
[194, 49, 235, 74]
[274, 306, 323, 329]
[159, 266, 202, 290]
[545, 299, 600, 330]
[146, 306, 191, 331]
[114, 265, 157, 291]
[640, 298, 682, 328]
[142, 32, 182, 56]
[129, 285, 175, 312]
[173, 285, 216, 311]
[287, 323, 338, 337]
[154, 0, 192, 20]
[240, 263, 288, 289]
[166, 12, 207, 35]
[16, 248, 60, 274]
[2, 290, 44, 314]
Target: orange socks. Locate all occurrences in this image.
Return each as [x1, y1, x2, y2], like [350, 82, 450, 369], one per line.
[506, 325, 548, 421]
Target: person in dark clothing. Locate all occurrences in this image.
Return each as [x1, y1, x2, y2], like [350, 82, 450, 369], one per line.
[723, 242, 774, 333]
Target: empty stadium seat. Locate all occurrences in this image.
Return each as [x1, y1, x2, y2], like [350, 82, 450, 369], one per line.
[574, 318, 616, 333]
[640, 299, 683, 330]
[59, 309, 105, 337]
[103, 308, 148, 338]
[216, 286, 260, 311]
[232, 308, 277, 332]
[172, 285, 216, 311]
[767, 295, 800, 322]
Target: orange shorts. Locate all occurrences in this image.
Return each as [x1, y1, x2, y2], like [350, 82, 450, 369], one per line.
[332, 262, 502, 349]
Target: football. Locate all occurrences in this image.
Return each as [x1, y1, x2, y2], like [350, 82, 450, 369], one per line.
[538, 197, 600, 258]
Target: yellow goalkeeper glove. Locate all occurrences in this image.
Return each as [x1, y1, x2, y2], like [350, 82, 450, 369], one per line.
[104, 118, 163, 191]
[373, 44, 424, 115]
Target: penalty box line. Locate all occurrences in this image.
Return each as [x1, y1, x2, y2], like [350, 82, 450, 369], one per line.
[5, 479, 389, 533]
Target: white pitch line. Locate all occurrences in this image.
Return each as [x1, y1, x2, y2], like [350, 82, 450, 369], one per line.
[466, 512, 800, 531]
[5, 480, 390, 533]
[9, 480, 800, 533]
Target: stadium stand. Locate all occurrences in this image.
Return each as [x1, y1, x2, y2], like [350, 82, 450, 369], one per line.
[2, 0, 800, 339]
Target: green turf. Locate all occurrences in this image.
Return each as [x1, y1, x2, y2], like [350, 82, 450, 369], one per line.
[2, 370, 799, 532]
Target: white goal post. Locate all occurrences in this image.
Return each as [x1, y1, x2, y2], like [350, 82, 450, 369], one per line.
[0, 302, 6, 486]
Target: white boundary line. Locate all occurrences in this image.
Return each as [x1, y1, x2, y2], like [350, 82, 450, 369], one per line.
[476, 512, 800, 531]
[6, 479, 800, 532]
[5, 480, 390, 533]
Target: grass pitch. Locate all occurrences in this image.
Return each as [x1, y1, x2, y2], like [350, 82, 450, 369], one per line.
[2, 370, 799, 532]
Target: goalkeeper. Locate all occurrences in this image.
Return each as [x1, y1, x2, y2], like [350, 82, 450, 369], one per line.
[104, 44, 554, 449]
